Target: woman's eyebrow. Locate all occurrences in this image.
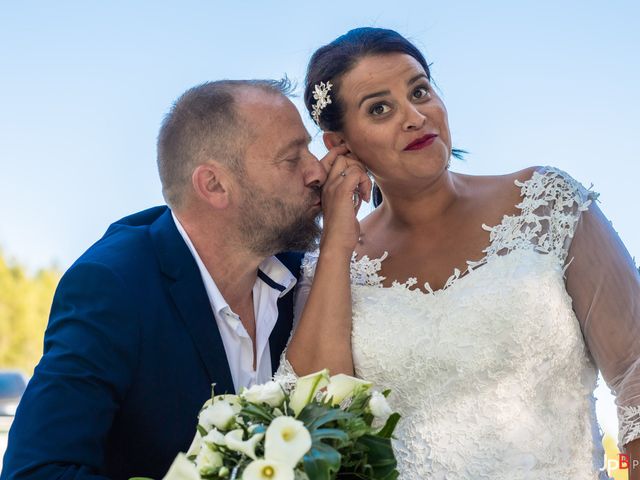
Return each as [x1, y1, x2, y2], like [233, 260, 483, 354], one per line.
[408, 73, 428, 85]
[358, 90, 390, 108]
[357, 74, 428, 108]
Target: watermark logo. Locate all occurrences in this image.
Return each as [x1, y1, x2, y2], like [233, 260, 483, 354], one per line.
[603, 453, 637, 476]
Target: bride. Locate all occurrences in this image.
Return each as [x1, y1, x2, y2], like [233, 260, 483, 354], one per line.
[279, 27, 640, 479]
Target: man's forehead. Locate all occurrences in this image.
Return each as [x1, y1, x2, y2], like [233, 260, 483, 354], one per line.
[235, 87, 291, 116]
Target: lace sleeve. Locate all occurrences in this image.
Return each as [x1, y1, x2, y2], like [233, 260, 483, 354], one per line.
[273, 251, 319, 392]
[555, 171, 640, 448]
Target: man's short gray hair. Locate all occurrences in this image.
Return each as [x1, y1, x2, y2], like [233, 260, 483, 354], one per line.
[156, 78, 294, 209]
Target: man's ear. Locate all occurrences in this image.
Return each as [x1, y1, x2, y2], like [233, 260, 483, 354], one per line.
[191, 163, 231, 209]
[323, 131, 348, 150]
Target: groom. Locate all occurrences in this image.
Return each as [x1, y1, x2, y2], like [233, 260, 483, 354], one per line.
[1, 80, 339, 480]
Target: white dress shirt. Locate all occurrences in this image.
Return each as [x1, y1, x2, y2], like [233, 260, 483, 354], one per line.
[172, 213, 296, 393]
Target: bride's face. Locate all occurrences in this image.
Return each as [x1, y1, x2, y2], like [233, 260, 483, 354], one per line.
[333, 53, 452, 188]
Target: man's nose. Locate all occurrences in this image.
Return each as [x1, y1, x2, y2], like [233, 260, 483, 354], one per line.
[303, 153, 327, 188]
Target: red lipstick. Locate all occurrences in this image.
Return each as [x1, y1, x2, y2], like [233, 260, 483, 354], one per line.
[404, 134, 438, 151]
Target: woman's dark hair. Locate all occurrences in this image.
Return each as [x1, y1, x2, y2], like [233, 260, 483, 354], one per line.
[304, 27, 430, 132]
[304, 27, 466, 207]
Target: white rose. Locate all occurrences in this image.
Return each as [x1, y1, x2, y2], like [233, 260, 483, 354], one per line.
[325, 374, 372, 406]
[242, 459, 294, 480]
[201, 394, 242, 412]
[199, 400, 236, 431]
[289, 369, 330, 415]
[264, 416, 312, 468]
[368, 391, 393, 420]
[225, 429, 265, 460]
[241, 381, 286, 407]
[195, 445, 223, 475]
[162, 453, 200, 480]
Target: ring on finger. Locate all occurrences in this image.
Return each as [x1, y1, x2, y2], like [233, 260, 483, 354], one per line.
[352, 190, 360, 208]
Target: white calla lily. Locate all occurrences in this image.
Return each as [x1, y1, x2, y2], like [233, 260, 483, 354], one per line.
[203, 428, 226, 447]
[325, 374, 372, 406]
[264, 416, 312, 468]
[162, 453, 200, 480]
[241, 381, 286, 407]
[242, 458, 294, 480]
[185, 431, 202, 457]
[224, 429, 265, 460]
[199, 400, 236, 431]
[289, 369, 330, 415]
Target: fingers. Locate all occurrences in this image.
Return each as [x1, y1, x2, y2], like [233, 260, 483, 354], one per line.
[336, 163, 372, 204]
[323, 163, 372, 207]
[320, 146, 371, 205]
[319, 145, 349, 173]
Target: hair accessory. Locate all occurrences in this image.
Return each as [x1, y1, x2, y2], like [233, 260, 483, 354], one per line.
[311, 81, 333, 125]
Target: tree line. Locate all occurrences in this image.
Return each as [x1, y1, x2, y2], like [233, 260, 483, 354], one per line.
[0, 252, 60, 375]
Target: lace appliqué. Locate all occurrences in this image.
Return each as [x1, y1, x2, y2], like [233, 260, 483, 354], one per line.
[619, 405, 640, 447]
[482, 166, 599, 267]
[273, 356, 298, 394]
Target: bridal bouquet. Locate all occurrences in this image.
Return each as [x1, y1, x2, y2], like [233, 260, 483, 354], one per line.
[160, 369, 400, 480]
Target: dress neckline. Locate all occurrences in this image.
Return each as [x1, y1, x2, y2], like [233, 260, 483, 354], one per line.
[349, 166, 584, 296]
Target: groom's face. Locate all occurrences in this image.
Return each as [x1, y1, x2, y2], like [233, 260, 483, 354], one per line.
[233, 90, 326, 255]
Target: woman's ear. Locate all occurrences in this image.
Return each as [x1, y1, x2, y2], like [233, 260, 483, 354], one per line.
[191, 163, 230, 209]
[323, 131, 347, 150]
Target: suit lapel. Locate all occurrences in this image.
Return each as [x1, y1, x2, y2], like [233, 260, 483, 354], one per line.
[150, 209, 235, 394]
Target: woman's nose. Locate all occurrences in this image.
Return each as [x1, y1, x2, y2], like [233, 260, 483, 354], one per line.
[402, 103, 427, 131]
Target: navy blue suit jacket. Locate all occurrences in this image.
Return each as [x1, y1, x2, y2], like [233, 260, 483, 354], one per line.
[1, 206, 302, 480]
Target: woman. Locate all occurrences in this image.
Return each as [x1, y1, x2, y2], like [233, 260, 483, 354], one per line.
[280, 27, 640, 479]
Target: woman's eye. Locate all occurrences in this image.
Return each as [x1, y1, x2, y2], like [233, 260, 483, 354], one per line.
[370, 104, 391, 116]
[412, 86, 430, 100]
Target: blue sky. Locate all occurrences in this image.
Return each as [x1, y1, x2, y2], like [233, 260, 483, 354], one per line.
[0, 0, 638, 435]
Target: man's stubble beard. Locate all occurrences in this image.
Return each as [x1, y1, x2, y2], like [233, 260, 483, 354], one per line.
[236, 183, 321, 257]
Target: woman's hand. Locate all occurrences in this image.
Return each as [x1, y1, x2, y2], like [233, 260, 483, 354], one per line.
[318, 146, 371, 257]
[282, 147, 369, 377]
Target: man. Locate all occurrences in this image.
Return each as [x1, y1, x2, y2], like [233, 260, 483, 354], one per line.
[1, 79, 367, 480]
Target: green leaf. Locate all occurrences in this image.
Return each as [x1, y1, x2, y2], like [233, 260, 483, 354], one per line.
[298, 403, 355, 431]
[376, 413, 401, 439]
[303, 442, 342, 480]
[197, 424, 208, 437]
[357, 434, 398, 479]
[311, 427, 350, 444]
[240, 403, 274, 423]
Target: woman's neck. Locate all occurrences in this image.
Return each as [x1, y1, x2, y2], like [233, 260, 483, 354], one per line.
[375, 170, 463, 231]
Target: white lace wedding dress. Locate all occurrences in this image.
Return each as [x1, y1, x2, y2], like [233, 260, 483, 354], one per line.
[276, 167, 640, 479]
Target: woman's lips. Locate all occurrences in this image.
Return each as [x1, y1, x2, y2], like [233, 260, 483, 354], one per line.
[404, 133, 438, 151]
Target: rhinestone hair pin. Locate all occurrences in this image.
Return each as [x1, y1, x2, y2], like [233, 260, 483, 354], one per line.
[311, 81, 333, 125]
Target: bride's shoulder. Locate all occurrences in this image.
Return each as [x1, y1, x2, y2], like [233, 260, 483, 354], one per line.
[454, 166, 544, 208]
[509, 165, 596, 202]
[469, 165, 542, 189]
[484, 165, 598, 217]
[469, 165, 587, 197]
